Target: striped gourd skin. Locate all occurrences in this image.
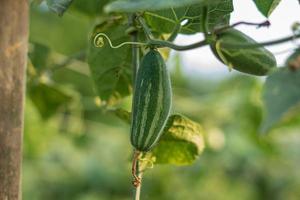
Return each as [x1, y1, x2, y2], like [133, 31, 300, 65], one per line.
[130, 49, 172, 152]
[210, 28, 276, 76]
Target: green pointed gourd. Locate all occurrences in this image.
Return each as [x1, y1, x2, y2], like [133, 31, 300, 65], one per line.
[210, 28, 277, 76]
[130, 49, 172, 152]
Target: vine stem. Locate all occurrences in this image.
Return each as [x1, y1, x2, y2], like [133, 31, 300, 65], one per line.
[95, 16, 300, 51]
[92, 32, 300, 51]
[148, 39, 208, 51]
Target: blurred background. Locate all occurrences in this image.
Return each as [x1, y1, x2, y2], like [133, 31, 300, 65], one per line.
[24, 0, 300, 199]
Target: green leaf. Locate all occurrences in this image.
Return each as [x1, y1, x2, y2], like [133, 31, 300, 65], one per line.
[69, 0, 110, 17]
[30, 8, 91, 55]
[52, 67, 95, 96]
[261, 67, 300, 132]
[205, 0, 233, 32]
[29, 43, 51, 72]
[46, 0, 74, 16]
[144, 0, 233, 34]
[28, 82, 73, 119]
[253, 0, 282, 17]
[147, 114, 205, 165]
[105, 0, 222, 13]
[87, 20, 132, 105]
[113, 111, 205, 164]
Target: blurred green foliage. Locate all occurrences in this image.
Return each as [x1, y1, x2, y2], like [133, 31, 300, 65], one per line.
[23, 68, 300, 199]
[24, 55, 300, 199]
[24, 2, 300, 200]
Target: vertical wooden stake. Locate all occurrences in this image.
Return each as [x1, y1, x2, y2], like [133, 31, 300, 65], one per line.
[0, 0, 29, 199]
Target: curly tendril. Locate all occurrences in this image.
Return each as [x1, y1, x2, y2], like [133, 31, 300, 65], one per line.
[93, 33, 146, 49]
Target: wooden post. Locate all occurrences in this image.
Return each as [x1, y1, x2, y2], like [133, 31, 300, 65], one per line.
[0, 0, 28, 199]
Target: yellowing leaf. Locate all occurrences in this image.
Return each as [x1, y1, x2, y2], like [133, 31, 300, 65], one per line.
[148, 114, 205, 165]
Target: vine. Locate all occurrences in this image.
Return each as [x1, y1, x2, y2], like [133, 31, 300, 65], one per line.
[93, 22, 300, 52]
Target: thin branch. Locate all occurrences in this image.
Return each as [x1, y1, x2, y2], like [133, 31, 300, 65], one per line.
[222, 33, 300, 49]
[214, 20, 270, 34]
